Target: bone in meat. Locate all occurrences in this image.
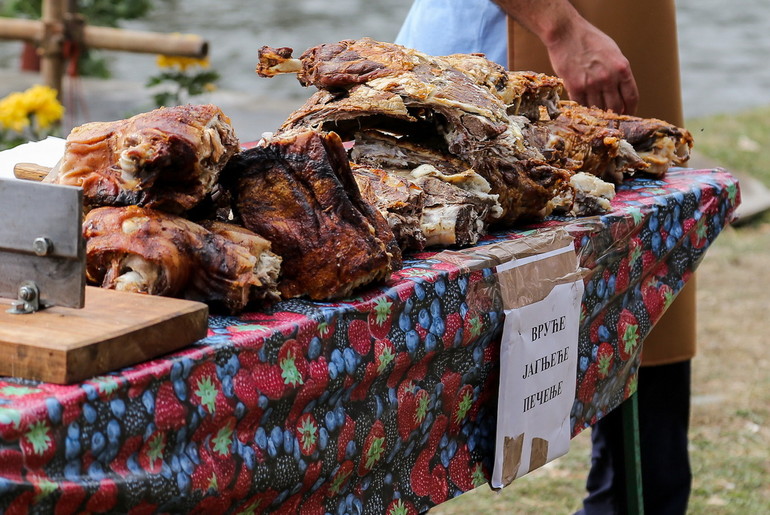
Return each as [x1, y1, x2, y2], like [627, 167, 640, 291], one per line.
[520, 113, 648, 184]
[402, 165, 502, 247]
[258, 39, 574, 225]
[351, 164, 427, 251]
[557, 101, 693, 177]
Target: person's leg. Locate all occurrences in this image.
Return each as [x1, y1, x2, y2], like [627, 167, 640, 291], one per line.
[636, 361, 692, 515]
[577, 361, 692, 515]
[577, 403, 627, 514]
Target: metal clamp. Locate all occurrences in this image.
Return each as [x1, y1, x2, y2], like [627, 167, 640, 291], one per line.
[6, 281, 41, 315]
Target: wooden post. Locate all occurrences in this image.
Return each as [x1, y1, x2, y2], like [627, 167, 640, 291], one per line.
[40, 0, 66, 96]
[0, 1, 208, 99]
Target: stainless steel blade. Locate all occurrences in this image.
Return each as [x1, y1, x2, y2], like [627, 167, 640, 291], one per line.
[0, 178, 85, 309]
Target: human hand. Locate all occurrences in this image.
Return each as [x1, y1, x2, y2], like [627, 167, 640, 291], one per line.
[546, 18, 639, 115]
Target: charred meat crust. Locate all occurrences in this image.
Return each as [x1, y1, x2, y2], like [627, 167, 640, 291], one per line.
[55, 104, 240, 214]
[83, 205, 280, 314]
[222, 129, 400, 300]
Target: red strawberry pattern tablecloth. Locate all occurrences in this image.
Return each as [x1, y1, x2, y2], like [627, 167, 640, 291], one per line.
[0, 168, 739, 514]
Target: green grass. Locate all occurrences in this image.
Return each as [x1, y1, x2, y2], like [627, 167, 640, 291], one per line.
[688, 106, 770, 188]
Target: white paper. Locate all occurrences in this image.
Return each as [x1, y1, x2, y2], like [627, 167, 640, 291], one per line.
[491, 254, 583, 488]
[0, 137, 65, 180]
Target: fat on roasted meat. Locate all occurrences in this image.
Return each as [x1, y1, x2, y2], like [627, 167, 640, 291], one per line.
[520, 113, 648, 184]
[83, 205, 281, 313]
[221, 128, 401, 300]
[438, 54, 564, 120]
[351, 164, 427, 251]
[404, 165, 502, 247]
[54, 104, 239, 213]
[257, 38, 574, 225]
[556, 101, 693, 178]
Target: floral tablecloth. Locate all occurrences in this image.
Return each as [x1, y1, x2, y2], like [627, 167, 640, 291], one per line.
[0, 168, 739, 514]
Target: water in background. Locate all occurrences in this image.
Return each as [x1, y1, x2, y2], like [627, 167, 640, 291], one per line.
[1, 0, 769, 119]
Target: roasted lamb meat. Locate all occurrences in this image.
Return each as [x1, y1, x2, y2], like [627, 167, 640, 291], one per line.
[555, 101, 693, 178]
[404, 165, 502, 247]
[438, 55, 564, 121]
[83, 205, 281, 313]
[257, 38, 575, 225]
[520, 113, 648, 184]
[54, 104, 240, 213]
[221, 128, 400, 300]
[351, 164, 427, 251]
[352, 163, 502, 249]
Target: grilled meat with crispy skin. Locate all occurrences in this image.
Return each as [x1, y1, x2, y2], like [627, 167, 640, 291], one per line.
[556, 101, 693, 177]
[521, 113, 648, 184]
[221, 128, 400, 300]
[55, 104, 239, 213]
[352, 164, 427, 251]
[83, 205, 281, 313]
[257, 38, 573, 225]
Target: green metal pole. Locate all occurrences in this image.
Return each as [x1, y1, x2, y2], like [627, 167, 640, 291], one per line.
[622, 392, 644, 515]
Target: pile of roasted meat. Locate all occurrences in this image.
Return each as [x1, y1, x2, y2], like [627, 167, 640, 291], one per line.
[51, 38, 693, 312]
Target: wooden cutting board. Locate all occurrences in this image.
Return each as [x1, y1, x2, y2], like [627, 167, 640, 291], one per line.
[0, 286, 208, 384]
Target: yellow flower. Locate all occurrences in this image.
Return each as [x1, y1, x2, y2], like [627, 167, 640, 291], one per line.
[23, 85, 64, 129]
[156, 54, 210, 72]
[0, 91, 31, 132]
[0, 85, 63, 132]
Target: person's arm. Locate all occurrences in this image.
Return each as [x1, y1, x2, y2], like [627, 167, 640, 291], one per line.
[493, 0, 639, 114]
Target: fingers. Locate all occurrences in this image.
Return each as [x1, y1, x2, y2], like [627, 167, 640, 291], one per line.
[568, 75, 639, 115]
[618, 74, 639, 115]
[600, 87, 624, 114]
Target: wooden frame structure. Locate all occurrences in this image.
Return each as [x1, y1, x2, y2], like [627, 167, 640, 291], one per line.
[0, 0, 208, 96]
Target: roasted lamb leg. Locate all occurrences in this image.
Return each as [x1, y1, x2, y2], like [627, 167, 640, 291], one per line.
[54, 104, 240, 213]
[221, 128, 400, 300]
[83, 205, 281, 313]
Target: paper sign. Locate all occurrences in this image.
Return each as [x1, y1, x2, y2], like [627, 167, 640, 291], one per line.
[491, 241, 583, 488]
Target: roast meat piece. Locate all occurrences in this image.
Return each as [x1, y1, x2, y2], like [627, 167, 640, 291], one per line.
[557, 101, 693, 177]
[54, 104, 240, 213]
[221, 128, 400, 300]
[439, 55, 564, 120]
[350, 129, 473, 176]
[83, 205, 281, 313]
[258, 38, 573, 226]
[521, 113, 648, 184]
[402, 165, 502, 247]
[352, 164, 427, 251]
[550, 172, 617, 217]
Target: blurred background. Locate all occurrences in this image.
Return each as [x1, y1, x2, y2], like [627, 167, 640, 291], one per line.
[2, 0, 770, 133]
